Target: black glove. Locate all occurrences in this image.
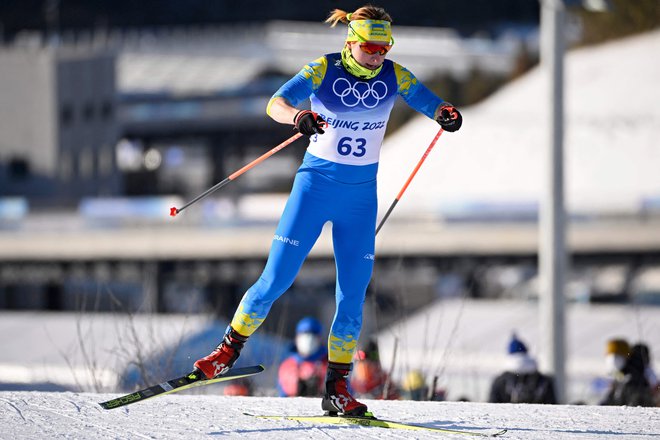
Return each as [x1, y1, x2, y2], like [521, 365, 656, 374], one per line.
[436, 103, 462, 132]
[294, 110, 326, 136]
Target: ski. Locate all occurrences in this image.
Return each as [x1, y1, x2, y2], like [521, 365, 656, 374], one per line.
[247, 412, 507, 437]
[99, 365, 264, 410]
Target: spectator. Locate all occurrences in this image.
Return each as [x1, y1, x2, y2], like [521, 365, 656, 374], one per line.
[593, 338, 630, 403]
[350, 339, 399, 400]
[223, 379, 252, 396]
[604, 338, 630, 379]
[601, 342, 655, 407]
[489, 333, 557, 404]
[634, 343, 659, 403]
[277, 317, 328, 397]
[401, 370, 428, 401]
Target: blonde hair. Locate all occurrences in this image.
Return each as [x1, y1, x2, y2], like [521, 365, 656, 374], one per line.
[325, 5, 393, 27]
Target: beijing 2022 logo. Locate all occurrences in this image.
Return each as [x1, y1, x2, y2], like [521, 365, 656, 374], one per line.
[332, 78, 388, 108]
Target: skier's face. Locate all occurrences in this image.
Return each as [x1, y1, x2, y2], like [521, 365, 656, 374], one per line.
[348, 41, 388, 70]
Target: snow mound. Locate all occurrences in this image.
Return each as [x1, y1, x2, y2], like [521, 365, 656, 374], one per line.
[379, 30, 660, 217]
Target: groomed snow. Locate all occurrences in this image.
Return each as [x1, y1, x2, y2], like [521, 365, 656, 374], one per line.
[1, 391, 658, 439]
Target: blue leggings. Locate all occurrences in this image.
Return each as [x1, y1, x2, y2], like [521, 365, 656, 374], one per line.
[230, 167, 377, 364]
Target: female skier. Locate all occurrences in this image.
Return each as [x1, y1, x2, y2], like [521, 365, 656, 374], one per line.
[194, 5, 462, 416]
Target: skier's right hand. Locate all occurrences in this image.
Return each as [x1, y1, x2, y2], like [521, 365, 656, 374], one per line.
[436, 103, 462, 132]
[294, 110, 326, 136]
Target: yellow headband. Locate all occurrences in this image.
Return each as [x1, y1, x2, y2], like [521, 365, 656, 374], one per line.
[346, 19, 392, 44]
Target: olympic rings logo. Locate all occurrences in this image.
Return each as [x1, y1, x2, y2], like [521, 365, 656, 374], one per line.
[332, 78, 388, 109]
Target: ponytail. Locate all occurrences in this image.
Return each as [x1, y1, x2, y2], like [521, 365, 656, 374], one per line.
[325, 5, 393, 27]
[325, 9, 350, 27]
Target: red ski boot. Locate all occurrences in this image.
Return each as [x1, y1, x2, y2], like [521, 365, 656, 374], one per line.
[194, 328, 248, 379]
[321, 362, 368, 416]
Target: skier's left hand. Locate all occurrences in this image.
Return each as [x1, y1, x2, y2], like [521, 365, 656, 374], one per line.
[436, 103, 462, 132]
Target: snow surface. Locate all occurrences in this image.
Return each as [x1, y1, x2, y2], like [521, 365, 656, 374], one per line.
[0, 312, 288, 396]
[0, 313, 209, 391]
[1, 391, 659, 439]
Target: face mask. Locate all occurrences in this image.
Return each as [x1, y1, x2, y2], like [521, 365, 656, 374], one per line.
[605, 354, 626, 375]
[341, 46, 383, 80]
[296, 332, 321, 358]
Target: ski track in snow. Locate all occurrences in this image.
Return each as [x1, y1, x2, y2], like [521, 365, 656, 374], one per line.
[0, 392, 658, 439]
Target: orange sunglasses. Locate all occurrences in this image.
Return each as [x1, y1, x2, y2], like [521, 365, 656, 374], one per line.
[358, 42, 392, 56]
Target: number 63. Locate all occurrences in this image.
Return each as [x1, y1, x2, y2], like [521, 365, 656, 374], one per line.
[337, 137, 367, 157]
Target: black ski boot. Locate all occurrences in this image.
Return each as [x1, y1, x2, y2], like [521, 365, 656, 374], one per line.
[321, 362, 368, 416]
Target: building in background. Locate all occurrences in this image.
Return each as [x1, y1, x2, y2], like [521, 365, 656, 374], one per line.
[0, 46, 120, 203]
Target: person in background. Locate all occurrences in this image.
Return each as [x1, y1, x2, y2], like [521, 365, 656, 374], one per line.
[489, 333, 557, 404]
[223, 378, 252, 397]
[401, 370, 428, 401]
[277, 317, 328, 397]
[193, 4, 461, 417]
[633, 342, 659, 404]
[350, 339, 399, 400]
[592, 338, 630, 402]
[604, 338, 630, 379]
[601, 342, 655, 407]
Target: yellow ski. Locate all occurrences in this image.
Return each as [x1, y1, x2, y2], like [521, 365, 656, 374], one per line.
[247, 412, 507, 437]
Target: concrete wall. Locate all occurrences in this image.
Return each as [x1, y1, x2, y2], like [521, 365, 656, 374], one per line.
[0, 49, 57, 175]
[0, 46, 120, 201]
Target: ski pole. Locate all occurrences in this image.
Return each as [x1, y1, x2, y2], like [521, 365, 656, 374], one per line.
[170, 132, 303, 217]
[375, 128, 444, 235]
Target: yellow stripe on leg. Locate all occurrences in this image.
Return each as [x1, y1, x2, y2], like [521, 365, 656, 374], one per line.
[328, 333, 359, 364]
[230, 305, 266, 337]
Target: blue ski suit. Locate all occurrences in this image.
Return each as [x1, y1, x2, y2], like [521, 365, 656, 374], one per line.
[230, 53, 445, 364]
